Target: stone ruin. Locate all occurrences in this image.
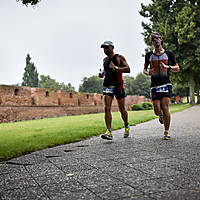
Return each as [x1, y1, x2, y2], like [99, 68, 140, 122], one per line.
[0, 85, 150, 123]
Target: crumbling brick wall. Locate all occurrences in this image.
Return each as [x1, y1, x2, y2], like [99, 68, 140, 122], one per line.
[0, 85, 31, 106]
[0, 85, 150, 123]
[57, 90, 79, 106]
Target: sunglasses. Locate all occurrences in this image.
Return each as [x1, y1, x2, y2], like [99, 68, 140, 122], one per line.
[151, 37, 161, 43]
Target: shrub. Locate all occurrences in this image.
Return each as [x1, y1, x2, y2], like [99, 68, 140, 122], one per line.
[131, 102, 153, 111]
[131, 104, 144, 111]
[142, 102, 153, 110]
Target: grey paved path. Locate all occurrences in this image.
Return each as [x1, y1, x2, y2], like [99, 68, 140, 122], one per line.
[1, 106, 200, 200]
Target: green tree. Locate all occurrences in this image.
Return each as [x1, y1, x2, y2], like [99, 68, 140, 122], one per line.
[16, 0, 40, 6]
[22, 54, 39, 87]
[173, 82, 190, 103]
[123, 75, 135, 95]
[140, 0, 200, 104]
[195, 73, 200, 104]
[38, 75, 60, 90]
[79, 76, 103, 93]
[132, 73, 151, 98]
[59, 82, 75, 92]
[38, 75, 75, 92]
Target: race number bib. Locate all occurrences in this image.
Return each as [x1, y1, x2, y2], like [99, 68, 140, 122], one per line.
[156, 85, 168, 93]
[103, 86, 115, 94]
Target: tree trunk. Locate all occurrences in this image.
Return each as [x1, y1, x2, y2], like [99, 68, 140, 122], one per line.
[185, 88, 189, 103]
[189, 70, 195, 105]
[197, 92, 200, 104]
[196, 83, 200, 104]
[187, 96, 189, 103]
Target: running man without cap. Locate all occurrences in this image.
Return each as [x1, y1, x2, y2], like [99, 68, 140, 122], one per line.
[143, 33, 180, 140]
[99, 41, 131, 140]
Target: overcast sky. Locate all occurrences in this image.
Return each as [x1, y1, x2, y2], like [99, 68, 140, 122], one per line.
[0, 0, 151, 91]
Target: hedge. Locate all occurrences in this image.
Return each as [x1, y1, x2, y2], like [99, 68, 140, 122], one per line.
[131, 102, 153, 111]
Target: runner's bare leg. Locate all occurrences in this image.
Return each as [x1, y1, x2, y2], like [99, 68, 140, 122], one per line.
[104, 95, 113, 130]
[117, 98, 128, 125]
[161, 97, 171, 131]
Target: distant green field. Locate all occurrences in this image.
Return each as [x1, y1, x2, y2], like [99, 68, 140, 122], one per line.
[0, 104, 191, 161]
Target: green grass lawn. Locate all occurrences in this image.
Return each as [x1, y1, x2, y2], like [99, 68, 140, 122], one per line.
[0, 103, 191, 161]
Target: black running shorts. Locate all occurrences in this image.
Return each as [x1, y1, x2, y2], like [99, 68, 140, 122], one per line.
[151, 85, 172, 101]
[103, 87, 126, 99]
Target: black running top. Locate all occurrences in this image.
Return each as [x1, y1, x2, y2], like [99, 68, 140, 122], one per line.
[144, 50, 178, 87]
[103, 54, 124, 89]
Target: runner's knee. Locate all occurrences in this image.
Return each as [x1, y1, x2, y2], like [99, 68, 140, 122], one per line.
[105, 105, 111, 113]
[153, 105, 161, 116]
[154, 110, 160, 116]
[161, 102, 169, 112]
[118, 104, 125, 112]
[162, 106, 170, 115]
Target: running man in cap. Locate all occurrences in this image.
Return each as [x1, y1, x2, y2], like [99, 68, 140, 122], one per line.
[99, 41, 131, 140]
[143, 33, 180, 140]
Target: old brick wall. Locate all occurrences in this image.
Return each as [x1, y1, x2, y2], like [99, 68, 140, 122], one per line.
[0, 85, 150, 123]
[31, 88, 59, 106]
[0, 85, 31, 106]
[57, 90, 79, 106]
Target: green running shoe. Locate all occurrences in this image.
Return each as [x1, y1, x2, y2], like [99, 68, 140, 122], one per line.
[101, 129, 113, 140]
[124, 126, 130, 138]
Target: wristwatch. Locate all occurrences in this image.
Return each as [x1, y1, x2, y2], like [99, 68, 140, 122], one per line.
[115, 66, 119, 70]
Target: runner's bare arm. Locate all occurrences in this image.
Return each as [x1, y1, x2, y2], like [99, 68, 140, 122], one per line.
[143, 53, 152, 75]
[160, 62, 180, 72]
[116, 55, 130, 73]
[98, 57, 107, 78]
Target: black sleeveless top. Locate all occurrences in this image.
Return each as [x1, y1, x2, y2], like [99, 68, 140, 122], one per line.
[103, 54, 124, 89]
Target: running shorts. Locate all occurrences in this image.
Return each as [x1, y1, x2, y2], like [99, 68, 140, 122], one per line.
[103, 86, 126, 99]
[151, 84, 172, 101]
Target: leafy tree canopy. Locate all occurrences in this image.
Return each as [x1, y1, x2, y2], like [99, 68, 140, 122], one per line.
[132, 73, 151, 98]
[39, 75, 75, 92]
[22, 54, 39, 87]
[16, 0, 40, 6]
[38, 75, 60, 90]
[123, 75, 135, 95]
[79, 76, 103, 94]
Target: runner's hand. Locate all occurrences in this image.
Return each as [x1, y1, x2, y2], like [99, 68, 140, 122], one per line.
[99, 73, 104, 78]
[160, 62, 169, 69]
[98, 69, 104, 78]
[149, 69, 152, 75]
[143, 69, 152, 76]
[109, 61, 116, 70]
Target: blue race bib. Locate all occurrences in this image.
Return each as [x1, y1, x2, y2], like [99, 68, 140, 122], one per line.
[103, 86, 115, 94]
[156, 85, 168, 93]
